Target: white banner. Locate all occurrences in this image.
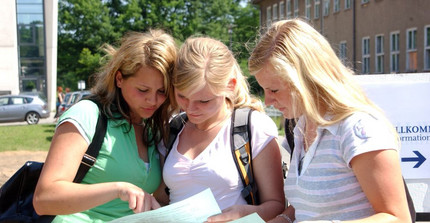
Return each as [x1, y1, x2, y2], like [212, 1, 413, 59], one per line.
[358, 77, 430, 179]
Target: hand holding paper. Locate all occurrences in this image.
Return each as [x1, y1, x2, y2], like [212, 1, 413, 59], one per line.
[110, 188, 221, 223]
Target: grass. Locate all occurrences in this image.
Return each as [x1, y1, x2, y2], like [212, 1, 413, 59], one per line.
[0, 124, 55, 152]
[0, 115, 283, 153]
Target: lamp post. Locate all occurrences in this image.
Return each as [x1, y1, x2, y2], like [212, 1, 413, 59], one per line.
[78, 80, 85, 91]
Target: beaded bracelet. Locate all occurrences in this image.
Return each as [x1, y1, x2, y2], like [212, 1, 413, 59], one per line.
[277, 214, 293, 223]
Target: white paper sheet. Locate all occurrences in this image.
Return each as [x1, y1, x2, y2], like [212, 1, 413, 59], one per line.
[109, 188, 221, 223]
[229, 212, 265, 223]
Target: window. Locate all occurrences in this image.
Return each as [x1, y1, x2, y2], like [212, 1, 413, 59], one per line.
[11, 97, 25, 105]
[323, 0, 330, 16]
[425, 25, 430, 70]
[294, 0, 299, 17]
[345, 0, 351, 9]
[266, 6, 272, 26]
[0, 98, 9, 106]
[334, 0, 340, 13]
[375, 35, 384, 73]
[305, 0, 311, 19]
[390, 31, 400, 73]
[287, 0, 292, 18]
[273, 4, 278, 21]
[314, 0, 320, 19]
[362, 37, 370, 74]
[339, 41, 347, 64]
[406, 28, 417, 71]
[16, 0, 46, 96]
[280, 1, 285, 19]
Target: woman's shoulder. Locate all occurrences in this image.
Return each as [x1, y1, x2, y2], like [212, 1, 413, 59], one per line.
[69, 99, 100, 112]
[58, 100, 100, 124]
[249, 109, 278, 134]
[341, 112, 383, 127]
[250, 109, 275, 121]
[339, 111, 392, 140]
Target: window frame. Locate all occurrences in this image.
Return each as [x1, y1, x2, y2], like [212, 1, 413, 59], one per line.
[294, 0, 299, 17]
[424, 25, 430, 70]
[345, 0, 351, 9]
[314, 0, 320, 19]
[375, 34, 384, 73]
[273, 3, 278, 21]
[390, 31, 400, 73]
[339, 41, 347, 64]
[362, 37, 370, 74]
[305, 0, 311, 19]
[287, 0, 292, 18]
[334, 0, 340, 13]
[406, 28, 417, 71]
[323, 0, 330, 17]
[266, 6, 272, 26]
[280, 1, 285, 19]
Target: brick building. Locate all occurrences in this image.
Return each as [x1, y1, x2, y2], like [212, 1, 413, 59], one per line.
[252, 0, 430, 75]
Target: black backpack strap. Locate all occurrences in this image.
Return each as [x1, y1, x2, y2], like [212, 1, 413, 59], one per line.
[230, 107, 259, 205]
[284, 118, 296, 160]
[73, 97, 108, 183]
[165, 112, 187, 160]
[164, 112, 187, 196]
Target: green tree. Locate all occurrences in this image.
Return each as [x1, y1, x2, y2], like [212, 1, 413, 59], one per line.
[57, 0, 119, 89]
[57, 0, 261, 93]
[231, 2, 262, 95]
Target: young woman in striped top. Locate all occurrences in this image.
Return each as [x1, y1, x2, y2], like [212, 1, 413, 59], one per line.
[249, 19, 411, 223]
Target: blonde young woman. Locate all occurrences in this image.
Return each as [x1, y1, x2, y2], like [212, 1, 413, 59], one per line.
[249, 19, 411, 223]
[33, 30, 177, 222]
[157, 37, 285, 221]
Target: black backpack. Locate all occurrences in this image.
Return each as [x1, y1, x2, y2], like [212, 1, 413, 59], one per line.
[165, 108, 259, 205]
[283, 118, 416, 222]
[0, 98, 107, 223]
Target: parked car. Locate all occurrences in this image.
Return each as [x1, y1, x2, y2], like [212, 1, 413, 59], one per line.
[0, 94, 50, 125]
[56, 91, 91, 118]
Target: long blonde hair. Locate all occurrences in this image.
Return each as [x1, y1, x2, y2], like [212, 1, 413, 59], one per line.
[249, 19, 386, 125]
[173, 37, 263, 112]
[92, 29, 177, 146]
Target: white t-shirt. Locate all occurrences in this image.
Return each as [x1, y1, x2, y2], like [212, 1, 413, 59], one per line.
[160, 111, 278, 210]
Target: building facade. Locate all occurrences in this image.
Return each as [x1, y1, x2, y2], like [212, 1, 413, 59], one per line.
[0, 0, 58, 111]
[252, 0, 430, 75]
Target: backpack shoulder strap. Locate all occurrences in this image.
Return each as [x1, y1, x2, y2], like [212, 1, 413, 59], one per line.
[164, 112, 187, 196]
[284, 118, 296, 159]
[73, 97, 108, 183]
[165, 112, 187, 159]
[230, 107, 259, 205]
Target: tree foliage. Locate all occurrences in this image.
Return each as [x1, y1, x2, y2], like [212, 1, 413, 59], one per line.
[57, 0, 261, 93]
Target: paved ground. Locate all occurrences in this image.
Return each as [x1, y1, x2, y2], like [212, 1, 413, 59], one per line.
[0, 112, 55, 186]
[0, 151, 48, 186]
[0, 111, 57, 127]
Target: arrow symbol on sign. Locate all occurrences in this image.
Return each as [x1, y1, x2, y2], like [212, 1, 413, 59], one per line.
[401, 151, 426, 168]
